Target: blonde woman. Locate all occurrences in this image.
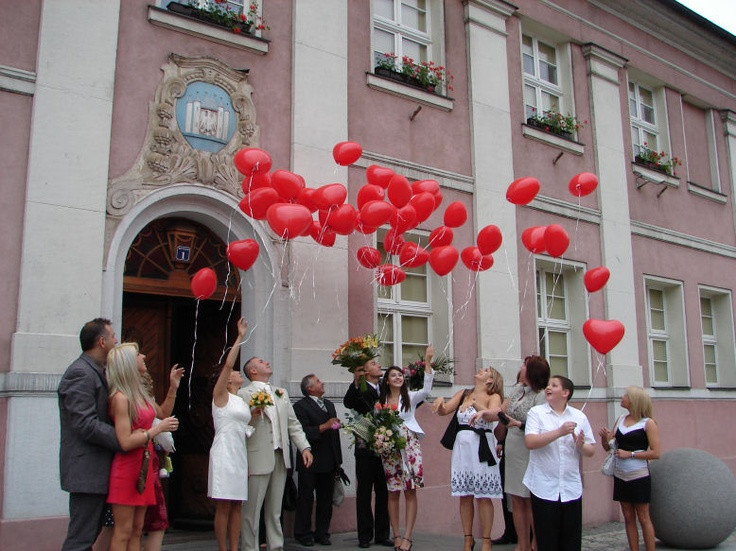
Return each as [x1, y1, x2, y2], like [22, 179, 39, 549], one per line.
[599, 386, 660, 551]
[106, 343, 178, 551]
[433, 367, 504, 551]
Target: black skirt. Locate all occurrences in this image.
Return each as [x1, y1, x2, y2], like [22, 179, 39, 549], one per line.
[613, 474, 651, 503]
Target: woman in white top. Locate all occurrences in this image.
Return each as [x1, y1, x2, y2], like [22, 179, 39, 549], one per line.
[378, 344, 434, 551]
[208, 318, 254, 551]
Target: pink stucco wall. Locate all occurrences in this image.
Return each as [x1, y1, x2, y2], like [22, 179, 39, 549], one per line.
[0, 0, 41, 71]
[108, 0, 295, 178]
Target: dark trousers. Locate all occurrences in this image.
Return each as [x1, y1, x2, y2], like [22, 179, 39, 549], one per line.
[61, 492, 107, 551]
[498, 453, 518, 541]
[294, 470, 336, 540]
[530, 493, 583, 551]
[355, 452, 389, 544]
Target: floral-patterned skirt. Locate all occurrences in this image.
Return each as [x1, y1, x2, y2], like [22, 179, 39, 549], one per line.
[382, 425, 424, 492]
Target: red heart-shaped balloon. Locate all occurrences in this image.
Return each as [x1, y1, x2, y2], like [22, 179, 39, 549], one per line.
[376, 264, 406, 286]
[227, 239, 260, 271]
[568, 172, 598, 197]
[332, 141, 363, 166]
[191, 268, 217, 300]
[429, 245, 459, 276]
[239, 187, 280, 220]
[366, 165, 395, 188]
[544, 224, 570, 258]
[233, 147, 272, 175]
[265, 203, 313, 240]
[271, 169, 305, 201]
[521, 226, 547, 254]
[506, 177, 540, 205]
[477, 225, 502, 255]
[444, 201, 468, 228]
[398, 242, 430, 268]
[428, 226, 454, 248]
[357, 184, 386, 209]
[357, 246, 382, 269]
[583, 319, 625, 355]
[584, 266, 610, 293]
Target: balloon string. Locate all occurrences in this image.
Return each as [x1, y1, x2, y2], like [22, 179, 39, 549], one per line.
[217, 279, 243, 366]
[219, 211, 235, 311]
[188, 298, 200, 411]
[579, 355, 607, 412]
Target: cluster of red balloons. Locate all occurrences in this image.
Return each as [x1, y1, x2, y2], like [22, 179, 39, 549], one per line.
[520, 224, 570, 258]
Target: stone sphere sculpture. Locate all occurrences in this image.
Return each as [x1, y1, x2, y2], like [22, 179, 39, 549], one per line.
[649, 448, 736, 549]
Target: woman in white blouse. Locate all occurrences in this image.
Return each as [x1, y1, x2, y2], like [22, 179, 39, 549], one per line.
[378, 345, 434, 551]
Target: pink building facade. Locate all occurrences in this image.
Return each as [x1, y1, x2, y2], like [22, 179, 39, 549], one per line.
[0, 1, 734, 549]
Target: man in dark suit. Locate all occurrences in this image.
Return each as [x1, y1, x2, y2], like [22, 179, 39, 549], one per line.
[58, 318, 123, 551]
[293, 374, 343, 547]
[343, 359, 393, 549]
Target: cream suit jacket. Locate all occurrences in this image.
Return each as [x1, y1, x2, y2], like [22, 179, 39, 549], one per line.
[238, 383, 310, 475]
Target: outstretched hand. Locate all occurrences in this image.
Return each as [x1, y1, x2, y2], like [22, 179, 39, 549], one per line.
[236, 318, 249, 338]
[169, 364, 184, 390]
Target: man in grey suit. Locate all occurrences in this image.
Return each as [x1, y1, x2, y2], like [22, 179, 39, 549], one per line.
[58, 318, 122, 551]
[238, 357, 313, 551]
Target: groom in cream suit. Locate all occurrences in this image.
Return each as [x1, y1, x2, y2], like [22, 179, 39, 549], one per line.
[238, 357, 313, 551]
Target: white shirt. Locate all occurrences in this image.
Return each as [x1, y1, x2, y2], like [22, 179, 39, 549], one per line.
[252, 380, 282, 450]
[522, 402, 595, 502]
[396, 372, 434, 438]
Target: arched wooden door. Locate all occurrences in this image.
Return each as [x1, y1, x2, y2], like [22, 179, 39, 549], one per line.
[122, 217, 242, 525]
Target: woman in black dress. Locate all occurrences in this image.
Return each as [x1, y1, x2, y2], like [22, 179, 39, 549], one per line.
[599, 386, 660, 551]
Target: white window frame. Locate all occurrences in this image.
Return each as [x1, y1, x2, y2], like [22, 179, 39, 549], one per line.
[699, 286, 736, 388]
[644, 276, 688, 387]
[520, 25, 575, 128]
[628, 72, 671, 160]
[535, 258, 589, 385]
[376, 228, 452, 381]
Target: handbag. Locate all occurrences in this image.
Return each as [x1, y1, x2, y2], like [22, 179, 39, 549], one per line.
[332, 467, 351, 507]
[440, 390, 468, 450]
[601, 415, 623, 477]
[136, 448, 151, 494]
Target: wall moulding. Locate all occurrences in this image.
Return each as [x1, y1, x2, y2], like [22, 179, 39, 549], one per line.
[106, 54, 260, 223]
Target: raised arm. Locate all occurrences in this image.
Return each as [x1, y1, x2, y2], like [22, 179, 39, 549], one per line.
[213, 318, 248, 409]
[432, 388, 465, 416]
[424, 344, 434, 374]
[157, 364, 184, 418]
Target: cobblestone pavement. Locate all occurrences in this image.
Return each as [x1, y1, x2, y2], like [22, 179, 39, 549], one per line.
[161, 522, 736, 550]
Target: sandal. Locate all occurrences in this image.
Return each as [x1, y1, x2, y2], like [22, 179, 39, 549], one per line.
[464, 534, 476, 551]
[393, 535, 402, 550]
[400, 538, 413, 551]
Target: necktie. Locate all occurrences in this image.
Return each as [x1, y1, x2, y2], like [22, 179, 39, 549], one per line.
[316, 397, 327, 412]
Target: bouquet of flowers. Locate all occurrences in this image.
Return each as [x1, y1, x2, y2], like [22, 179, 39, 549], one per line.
[403, 355, 454, 390]
[332, 334, 380, 391]
[342, 403, 406, 457]
[248, 390, 274, 409]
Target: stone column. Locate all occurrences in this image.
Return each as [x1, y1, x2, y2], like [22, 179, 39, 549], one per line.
[583, 44, 642, 389]
[289, 0, 350, 383]
[6, 0, 121, 519]
[464, 0, 520, 378]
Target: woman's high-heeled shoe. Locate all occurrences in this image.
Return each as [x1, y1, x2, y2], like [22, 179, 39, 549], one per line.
[393, 535, 402, 550]
[400, 537, 413, 551]
[464, 534, 476, 551]
[481, 536, 492, 551]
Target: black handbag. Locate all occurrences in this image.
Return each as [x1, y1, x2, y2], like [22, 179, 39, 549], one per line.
[440, 390, 468, 450]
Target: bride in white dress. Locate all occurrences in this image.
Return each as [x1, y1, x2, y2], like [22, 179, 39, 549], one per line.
[433, 367, 504, 551]
[208, 318, 254, 551]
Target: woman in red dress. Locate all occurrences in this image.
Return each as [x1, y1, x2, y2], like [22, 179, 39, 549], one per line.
[106, 343, 178, 551]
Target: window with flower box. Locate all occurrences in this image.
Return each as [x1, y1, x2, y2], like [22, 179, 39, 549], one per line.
[629, 78, 674, 174]
[535, 259, 589, 385]
[521, 30, 579, 143]
[645, 277, 688, 387]
[699, 287, 736, 387]
[375, 229, 451, 382]
[371, 0, 449, 95]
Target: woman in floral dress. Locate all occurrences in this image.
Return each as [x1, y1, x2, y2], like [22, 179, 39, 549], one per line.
[378, 345, 434, 551]
[433, 367, 504, 551]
